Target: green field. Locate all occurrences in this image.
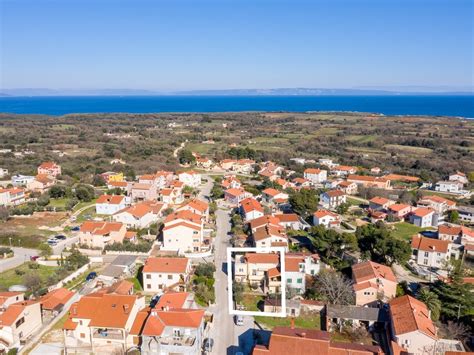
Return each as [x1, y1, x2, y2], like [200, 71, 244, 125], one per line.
[255, 314, 321, 330]
[390, 222, 431, 241]
[0, 263, 58, 291]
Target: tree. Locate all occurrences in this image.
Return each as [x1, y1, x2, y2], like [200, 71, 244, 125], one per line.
[195, 263, 216, 278]
[75, 184, 95, 202]
[417, 288, 441, 321]
[0, 206, 9, 222]
[431, 275, 474, 322]
[289, 189, 318, 218]
[49, 185, 67, 199]
[92, 174, 106, 186]
[233, 283, 244, 304]
[336, 202, 350, 215]
[307, 270, 354, 305]
[38, 244, 52, 260]
[309, 226, 357, 269]
[211, 185, 224, 199]
[178, 149, 196, 165]
[23, 272, 42, 295]
[438, 321, 470, 341]
[447, 210, 459, 224]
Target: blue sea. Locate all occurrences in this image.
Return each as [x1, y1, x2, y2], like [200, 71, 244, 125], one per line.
[0, 95, 473, 117]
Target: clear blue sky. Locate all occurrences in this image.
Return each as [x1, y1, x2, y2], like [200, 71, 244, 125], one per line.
[1, 0, 472, 91]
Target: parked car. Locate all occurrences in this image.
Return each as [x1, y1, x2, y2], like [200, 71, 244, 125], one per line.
[86, 272, 97, 281]
[55, 235, 67, 240]
[203, 338, 214, 353]
[71, 226, 80, 231]
[47, 239, 58, 246]
[234, 315, 244, 326]
[30, 255, 40, 261]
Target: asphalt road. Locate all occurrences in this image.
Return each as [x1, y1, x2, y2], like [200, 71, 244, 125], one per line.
[209, 207, 255, 355]
[0, 247, 38, 273]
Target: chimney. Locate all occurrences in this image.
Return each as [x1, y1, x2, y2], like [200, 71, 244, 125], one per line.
[123, 304, 130, 314]
[300, 332, 306, 338]
[290, 317, 295, 329]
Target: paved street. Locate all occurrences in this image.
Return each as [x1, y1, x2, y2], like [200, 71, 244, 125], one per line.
[0, 247, 38, 273]
[209, 206, 255, 355]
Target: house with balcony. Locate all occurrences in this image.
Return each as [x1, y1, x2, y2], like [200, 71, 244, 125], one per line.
[234, 253, 280, 286]
[285, 253, 321, 294]
[131, 183, 158, 202]
[240, 197, 264, 222]
[313, 209, 341, 228]
[161, 210, 204, 254]
[27, 174, 55, 193]
[352, 261, 397, 306]
[304, 168, 327, 184]
[0, 188, 25, 207]
[178, 171, 201, 188]
[411, 235, 459, 269]
[176, 198, 209, 222]
[113, 201, 165, 229]
[142, 257, 191, 294]
[96, 194, 130, 215]
[78, 221, 127, 249]
[434, 180, 463, 194]
[319, 190, 346, 210]
[438, 224, 474, 246]
[224, 187, 252, 205]
[37, 161, 61, 177]
[261, 188, 289, 205]
[0, 300, 42, 352]
[369, 196, 395, 211]
[409, 207, 437, 228]
[63, 293, 146, 354]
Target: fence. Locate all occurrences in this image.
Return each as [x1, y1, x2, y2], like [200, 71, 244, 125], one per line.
[48, 262, 91, 292]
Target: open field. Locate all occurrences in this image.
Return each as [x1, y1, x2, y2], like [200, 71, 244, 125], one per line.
[0, 263, 58, 291]
[255, 313, 321, 330]
[390, 222, 432, 241]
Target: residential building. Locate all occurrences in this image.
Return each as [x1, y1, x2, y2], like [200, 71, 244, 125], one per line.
[252, 225, 288, 250]
[313, 209, 341, 228]
[96, 194, 129, 215]
[0, 300, 42, 351]
[409, 208, 436, 228]
[162, 210, 203, 254]
[285, 254, 321, 294]
[369, 196, 395, 211]
[352, 261, 397, 306]
[234, 253, 279, 285]
[291, 177, 310, 188]
[78, 221, 127, 249]
[178, 171, 201, 188]
[448, 171, 468, 185]
[458, 205, 474, 223]
[142, 257, 191, 294]
[140, 308, 205, 355]
[11, 175, 35, 187]
[319, 158, 338, 168]
[107, 181, 130, 193]
[0, 188, 25, 206]
[196, 157, 213, 169]
[303, 168, 327, 184]
[160, 187, 184, 205]
[221, 175, 241, 190]
[113, 201, 165, 229]
[40, 288, 75, 317]
[249, 215, 282, 233]
[177, 199, 209, 222]
[261, 188, 289, 205]
[63, 293, 146, 354]
[224, 187, 252, 205]
[331, 165, 357, 177]
[131, 183, 158, 202]
[319, 190, 346, 210]
[37, 161, 61, 177]
[100, 171, 124, 183]
[387, 204, 412, 219]
[435, 180, 463, 194]
[0, 168, 8, 178]
[389, 295, 437, 355]
[26, 174, 55, 192]
[417, 195, 456, 220]
[335, 180, 358, 195]
[411, 235, 456, 269]
[252, 326, 382, 355]
[240, 197, 264, 222]
[347, 175, 391, 189]
[274, 214, 304, 230]
[0, 292, 24, 309]
[438, 224, 474, 245]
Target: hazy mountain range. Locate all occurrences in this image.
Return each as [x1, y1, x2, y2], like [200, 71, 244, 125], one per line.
[1, 87, 473, 97]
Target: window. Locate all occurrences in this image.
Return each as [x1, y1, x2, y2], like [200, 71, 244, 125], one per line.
[147, 284, 151, 289]
[297, 278, 303, 284]
[238, 268, 244, 272]
[15, 317, 25, 328]
[168, 275, 173, 280]
[423, 259, 428, 265]
[424, 252, 429, 257]
[146, 274, 151, 279]
[80, 333, 86, 339]
[287, 278, 292, 283]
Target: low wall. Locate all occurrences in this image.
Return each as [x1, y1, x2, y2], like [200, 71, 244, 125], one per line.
[77, 248, 103, 256]
[48, 262, 91, 291]
[104, 250, 149, 256]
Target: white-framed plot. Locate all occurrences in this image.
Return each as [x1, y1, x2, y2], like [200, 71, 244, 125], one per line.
[227, 246, 286, 317]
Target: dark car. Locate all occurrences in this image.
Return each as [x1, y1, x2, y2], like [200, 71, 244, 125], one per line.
[86, 272, 97, 281]
[203, 338, 214, 353]
[71, 226, 80, 231]
[55, 235, 67, 240]
[30, 255, 40, 261]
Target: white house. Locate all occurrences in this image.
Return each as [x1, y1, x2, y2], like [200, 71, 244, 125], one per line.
[313, 209, 341, 228]
[303, 168, 327, 184]
[331, 165, 357, 177]
[11, 175, 35, 186]
[95, 195, 129, 215]
[162, 210, 203, 254]
[0, 188, 26, 207]
[319, 190, 346, 210]
[142, 257, 191, 294]
[409, 208, 436, 228]
[261, 188, 289, 205]
[449, 171, 468, 185]
[240, 197, 264, 222]
[224, 188, 252, 205]
[435, 180, 463, 193]
[411, 235, 454, 269]
[389, 295, 438, 354]
[113, 201, 165, 229]
[178, 171, 201, 188]
[285, 254, 321, 294]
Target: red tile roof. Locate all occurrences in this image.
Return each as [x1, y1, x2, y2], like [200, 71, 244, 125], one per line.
[352, 261, 397, 283]
[411, 235, 449, 253]
[304, 168, 323, 174]
[96, 194, 126, 204]
[79, 221, 123, 235]
[245, 253, 279, 264]
[241, 198, 264, 213]
[142, 309, 204, 336]
[143, 257, 189, 274]
[412, 207, 435, 218]
[389, 295, 437, 339]
[40, 288, 75, 311]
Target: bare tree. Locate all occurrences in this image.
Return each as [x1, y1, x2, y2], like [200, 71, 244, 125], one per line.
[438, 321, 470, 341]
[312, 270, 354, 305]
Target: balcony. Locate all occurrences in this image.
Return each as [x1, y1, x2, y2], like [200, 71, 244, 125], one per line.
[159, 335, 196, 347]
[92, 329, 124, 341]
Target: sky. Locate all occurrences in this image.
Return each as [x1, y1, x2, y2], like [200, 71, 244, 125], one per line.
[0, 0, 473, 91]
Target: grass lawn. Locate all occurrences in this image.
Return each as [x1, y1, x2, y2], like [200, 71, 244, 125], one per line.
[47, 198, 70, 209]
[347, 197, 363, 206]
[127, 276, 143, 292]
[72, 199, 97, 213]
[390, 222, 431, 241]
[0, 263, 58, 291]
[76, 206, 99, 223]
[255, 314, 321, 330]
[241, 293, 264, 312]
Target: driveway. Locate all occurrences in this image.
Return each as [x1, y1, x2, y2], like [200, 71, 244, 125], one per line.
[0, 247, 38, 273]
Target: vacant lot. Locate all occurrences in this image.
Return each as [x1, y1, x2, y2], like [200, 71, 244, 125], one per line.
[0, 262, 58, 291]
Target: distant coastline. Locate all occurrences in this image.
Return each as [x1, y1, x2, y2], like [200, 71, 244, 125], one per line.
[0, 95, 473, 118]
